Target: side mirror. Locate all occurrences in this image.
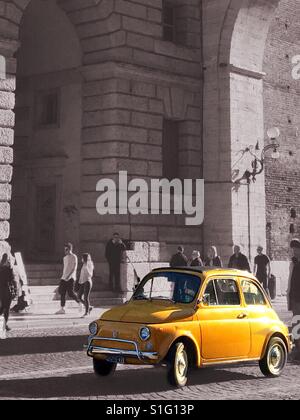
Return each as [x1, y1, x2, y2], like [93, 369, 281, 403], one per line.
[194, 295, 209, 310]
[201, 294, 211, 306]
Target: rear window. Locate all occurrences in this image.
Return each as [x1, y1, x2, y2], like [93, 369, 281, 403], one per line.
[241, 280, 266, 306]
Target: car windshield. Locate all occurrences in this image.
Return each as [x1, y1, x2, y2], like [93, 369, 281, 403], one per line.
[133, 272, 201, 304]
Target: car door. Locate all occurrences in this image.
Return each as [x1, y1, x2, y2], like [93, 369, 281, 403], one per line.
[240, 278, 273, 358]
[198, 277, 251, 360]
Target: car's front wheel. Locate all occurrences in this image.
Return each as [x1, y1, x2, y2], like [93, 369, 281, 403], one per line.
[93, 358, 117, 377]
[167, 342, 189, 388]
[259, 337, 287, 378]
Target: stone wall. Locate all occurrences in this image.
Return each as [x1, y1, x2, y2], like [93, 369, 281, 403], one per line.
[79, 0, 204, 265]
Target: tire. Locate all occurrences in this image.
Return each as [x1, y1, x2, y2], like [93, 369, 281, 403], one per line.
[93, 358, 117, 377]
[167, 342, 189, 388]
[259, 337, 287, 378]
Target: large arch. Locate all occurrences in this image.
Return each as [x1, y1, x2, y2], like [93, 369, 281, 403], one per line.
[202, 0, 280, 261]
[11, 0, 82, 262]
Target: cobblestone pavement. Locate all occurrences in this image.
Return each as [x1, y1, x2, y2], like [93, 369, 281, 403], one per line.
[0, 300, 299, 400]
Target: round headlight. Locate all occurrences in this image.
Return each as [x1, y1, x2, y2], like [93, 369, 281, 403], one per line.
[140, 327, 151, 341]
[89, 322, 98, 336]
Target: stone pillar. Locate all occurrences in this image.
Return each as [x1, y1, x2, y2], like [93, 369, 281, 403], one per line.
[202, 0, 279, 264]
[0, 39, 18, 258]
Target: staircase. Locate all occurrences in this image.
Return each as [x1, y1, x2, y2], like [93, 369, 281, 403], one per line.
[24, 264, 124, 313]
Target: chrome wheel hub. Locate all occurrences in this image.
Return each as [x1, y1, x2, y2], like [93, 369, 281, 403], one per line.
[176, 350, 188, 378]
[269, 344, 284, 373]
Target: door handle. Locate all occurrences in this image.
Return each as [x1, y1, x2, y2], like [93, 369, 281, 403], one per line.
[237, 313, 247, 319]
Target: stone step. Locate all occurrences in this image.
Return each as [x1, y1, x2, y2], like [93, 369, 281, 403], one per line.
[26, 270, 60, 279]
[19, 264, 125, 312]
[23, 285, 125, 308]
[25, 299, 124, 314]
[26, 278, 60, 287]
[26, 264, 61, 272]
[28, 286, 119, 299]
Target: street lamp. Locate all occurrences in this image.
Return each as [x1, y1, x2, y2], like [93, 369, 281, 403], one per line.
[242, 127, 281, 184]
[234, 127, 281, 261]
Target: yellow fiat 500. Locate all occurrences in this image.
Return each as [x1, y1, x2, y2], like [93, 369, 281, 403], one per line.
[87, 267, 292, 387]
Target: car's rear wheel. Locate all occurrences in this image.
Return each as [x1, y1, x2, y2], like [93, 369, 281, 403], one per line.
[93, 358, 117, 377]
[259, 337, 287, 378]
[167, 342, 189, 388]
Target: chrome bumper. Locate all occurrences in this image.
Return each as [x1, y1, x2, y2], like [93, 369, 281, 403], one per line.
[86, 336, 158, 362]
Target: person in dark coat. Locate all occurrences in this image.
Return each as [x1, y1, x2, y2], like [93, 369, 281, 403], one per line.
[288, 239, 300, 359]
[228, 245, 251, 272]
[204, 246, 223, 267]
[253, 246, 271, 290]
[170, 246, 188, 268]
[190, 251, 203, 267]
[0, 253, 18, 333]
[105, 233, 126, 292]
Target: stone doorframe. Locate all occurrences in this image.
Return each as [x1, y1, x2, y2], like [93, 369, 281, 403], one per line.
[202, 0, 281, 262]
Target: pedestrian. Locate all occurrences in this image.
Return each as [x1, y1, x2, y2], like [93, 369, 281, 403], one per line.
[56, 243, 80, 315]
[78, 253, 94, 317]
[170, 246, 188, 268]
[253, 246, 271, 290]
[204, 246, 223, 267]
[190, 251, 203, 267]
[0, 253, 18, 336]
[287, 239, 300, 360]
[228, 245, 251, 272]
[105, 233, 126, 292]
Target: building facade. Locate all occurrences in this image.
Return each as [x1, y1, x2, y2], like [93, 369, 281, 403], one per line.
[0, 0, 298, 293]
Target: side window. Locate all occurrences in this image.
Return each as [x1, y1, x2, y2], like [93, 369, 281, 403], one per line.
[241, 280, 266, 306]
[203, 280, 217, 306]
[214, 279, 240, 306]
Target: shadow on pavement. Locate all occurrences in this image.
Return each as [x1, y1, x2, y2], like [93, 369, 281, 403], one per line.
[0, 367, 259, 399]
[0, 336, 87, 356]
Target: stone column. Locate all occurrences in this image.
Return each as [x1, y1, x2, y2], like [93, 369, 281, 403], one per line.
[202, 0, 278, 263]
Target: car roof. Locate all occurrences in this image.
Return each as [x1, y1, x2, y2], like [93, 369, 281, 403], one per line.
[151, 266, 257, 280]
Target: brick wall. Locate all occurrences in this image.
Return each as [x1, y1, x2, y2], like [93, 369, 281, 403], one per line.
[264, 0, 300, 261]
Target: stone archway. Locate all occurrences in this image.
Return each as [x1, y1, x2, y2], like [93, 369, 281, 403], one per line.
[11, 0, 83, 262]
[202, 0, 280, 262]
[0, 0, 116, 258]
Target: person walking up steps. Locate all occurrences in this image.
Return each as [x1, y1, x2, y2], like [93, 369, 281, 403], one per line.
[56, 243, 80, 315]
[78, 253, 94, 318]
